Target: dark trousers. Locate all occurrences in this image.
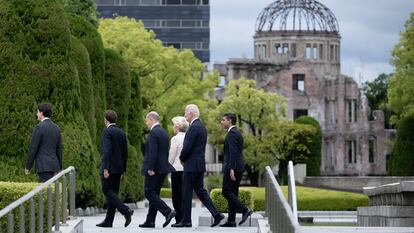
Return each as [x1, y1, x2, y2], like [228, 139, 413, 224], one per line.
[171, 171, 183, 223]
[181, 172, 220, 224]
[38, 172, 54, 183]
[222, 171, 247, 222]
[101, 174, 129, 223]
[144, 174, 171, 222]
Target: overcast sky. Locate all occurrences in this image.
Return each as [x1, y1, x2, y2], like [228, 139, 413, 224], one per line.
[210, 0, 414, 82]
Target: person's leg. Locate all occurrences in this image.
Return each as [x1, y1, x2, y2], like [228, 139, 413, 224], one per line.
[111, 174, 130, 215]
[180, 172, 194, 224]
[193, 172, 220, 217]
[222, 172, 236, 222]
[171, 171, 183, 223]
[101, 175, 116, 224]
[144, 174, 171, 221]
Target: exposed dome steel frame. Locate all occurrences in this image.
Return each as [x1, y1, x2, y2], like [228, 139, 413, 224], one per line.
[256, 0, 339, 33]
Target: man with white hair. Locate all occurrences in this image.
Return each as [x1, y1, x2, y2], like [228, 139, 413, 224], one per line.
[140, 111, 176, 228]
[172, 104, 224, 227]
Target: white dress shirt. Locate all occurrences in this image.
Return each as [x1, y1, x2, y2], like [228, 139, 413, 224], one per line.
[168, 132, 185, 171]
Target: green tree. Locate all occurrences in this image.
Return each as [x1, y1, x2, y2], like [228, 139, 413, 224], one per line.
[295, 116, 322, 176]
[61, 0, 98, 26]
[388, 116, 414, 176]
[207, 78, 287, 186]
[388, 13, 414, 123]
[363, 73, 395, 128]
[98, 17, 218, 132]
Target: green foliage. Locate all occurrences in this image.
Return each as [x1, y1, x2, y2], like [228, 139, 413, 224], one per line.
[61, 122, 103, 207]
[388, 116, 414, 176]
[120, 145, 144, 202]
[104, 48, 131, 131]
[295, 116, 322, 176]
[205, 174, 223, 191]
[128, 70, 144, 150]
[206, 78, 286, 186]
[363, 73, 395, 128]
[61, 0, 98, 26]
[210, 188, 254, 213]
[0, 182, 52, 232]
[160, 188, 172, 198]
[388, 13, 414, 123]
[230, 186, 368, 211]
[70, 35, 96, 142]
[66, 13, 106, 146]
[98, 17, 218, 133]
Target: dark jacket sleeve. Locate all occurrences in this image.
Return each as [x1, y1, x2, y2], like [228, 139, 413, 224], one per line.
[179, 126, 195, 162]
[227, 131, 239, 170]
[26, 125, 42, 170]
[146, 132, 158, 171]
[57, 132, 62, 170]
[123, 135, 128, 173]
[102, 129, 112, 171]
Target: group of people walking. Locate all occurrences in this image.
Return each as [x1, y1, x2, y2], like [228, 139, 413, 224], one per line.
[24, 103, 252, 229]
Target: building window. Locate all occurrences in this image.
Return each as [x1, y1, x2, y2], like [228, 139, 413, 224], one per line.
[313, 44, 318, 60]
[293, 109, 308, 119]
[330, 100, 337, 124]
[319, 44, 324, 60]
[258, 44, 267, 59]
[347, 140, 357, 163]
[274, 43, 281, 55]
[283, 43, 289, 54]
[347, 99, 357, 123]
[291, 43, 297, 57]
[163, 0, 180, 4]
[369, 138, 376, 163]
[306, 44, 311, 60]
[292, 74, 305, 91]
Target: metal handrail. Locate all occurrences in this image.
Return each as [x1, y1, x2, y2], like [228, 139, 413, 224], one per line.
[288, 161, 298, 220]
[265, 165, 300, 233]
[0, 166, 76, 233]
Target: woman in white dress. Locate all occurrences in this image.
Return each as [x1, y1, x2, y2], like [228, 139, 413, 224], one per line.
[168, 116, 188, 224]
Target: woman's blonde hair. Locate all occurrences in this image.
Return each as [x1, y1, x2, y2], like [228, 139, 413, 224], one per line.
[172, 116, 189, 132]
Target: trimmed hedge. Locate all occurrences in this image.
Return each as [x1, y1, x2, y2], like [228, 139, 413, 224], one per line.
[0, 182, 53, 232]
[389, 116, 414, 176]
[160, 188, 172, 198]
[210, 188, 254, 213]
[211, 186, 368, 212]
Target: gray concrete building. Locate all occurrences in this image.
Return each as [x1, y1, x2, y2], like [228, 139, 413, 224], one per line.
[95, 0, 210, 63]
[215, 0, 395, 176]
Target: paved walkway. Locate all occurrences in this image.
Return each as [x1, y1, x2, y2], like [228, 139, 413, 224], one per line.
[81, 199, 257, 233]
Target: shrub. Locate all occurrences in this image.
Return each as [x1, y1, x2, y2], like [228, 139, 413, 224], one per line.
[160, 188, 172, 198]
[0, 182, 54, 232]
[210, 188, 254, 213]
[388, 116, 414, 175]
[205, 174, 222, 192]
[295, 116, 322, 176]
[120, 145, 144, 202]
[127, 70, 144, 151]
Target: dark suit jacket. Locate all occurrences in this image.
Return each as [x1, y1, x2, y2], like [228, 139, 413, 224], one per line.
[100, 125, 128, 175]
[180, 119, 207, 172]
[141, 125, 175, 176]
[223, 127, 245, 172]
[26, 119, 62, 173]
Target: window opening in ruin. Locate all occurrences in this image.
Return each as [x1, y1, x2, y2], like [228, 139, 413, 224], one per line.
[306, 44, 312, 60]
[331, 100, 337, 124]
[347, 99, 357, 123]
[291, 43, 297, 57]
[347, 140, 357, 163]
[274, 43, 281, 55]
[369, 138, 376, 163]
[313, 45, 318, 60]
[283, 43, 289, 54]
[319, 44, 324, 60]
[292, 74, 305, 91]
[330, 45, 334, 61]
[293, 109, 308, 119]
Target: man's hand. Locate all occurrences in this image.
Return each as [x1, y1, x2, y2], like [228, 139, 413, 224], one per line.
[24, 168, 30, 176]
[104, 169, 110, 179]
[230, 169, 236, 181]
[148, 170, 155, 176]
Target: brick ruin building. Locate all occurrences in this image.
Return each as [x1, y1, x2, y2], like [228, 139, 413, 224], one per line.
[214, 0, 395, 176]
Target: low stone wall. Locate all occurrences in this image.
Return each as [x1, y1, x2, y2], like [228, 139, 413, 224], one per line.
[302, 177, 414, 193]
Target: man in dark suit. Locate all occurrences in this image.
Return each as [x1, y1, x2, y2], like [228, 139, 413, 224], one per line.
[220, 113, 252, 227]
[96, 110, 133, 228]
[139, 111, 176, 228]
[172, 104, 224, 228]
[25, 103, 62, 183]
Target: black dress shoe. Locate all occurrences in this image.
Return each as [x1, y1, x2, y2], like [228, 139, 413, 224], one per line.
[139, 221, 155, 228]
[124, 209, 134, 227]
[211, 213, 225, 227]
[163, 210, 176, 227]
[171, 222, 192, 227]
[96, 221, 112, 228]
[239, 209, 253, 225]
[220, 221, 236, 227]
